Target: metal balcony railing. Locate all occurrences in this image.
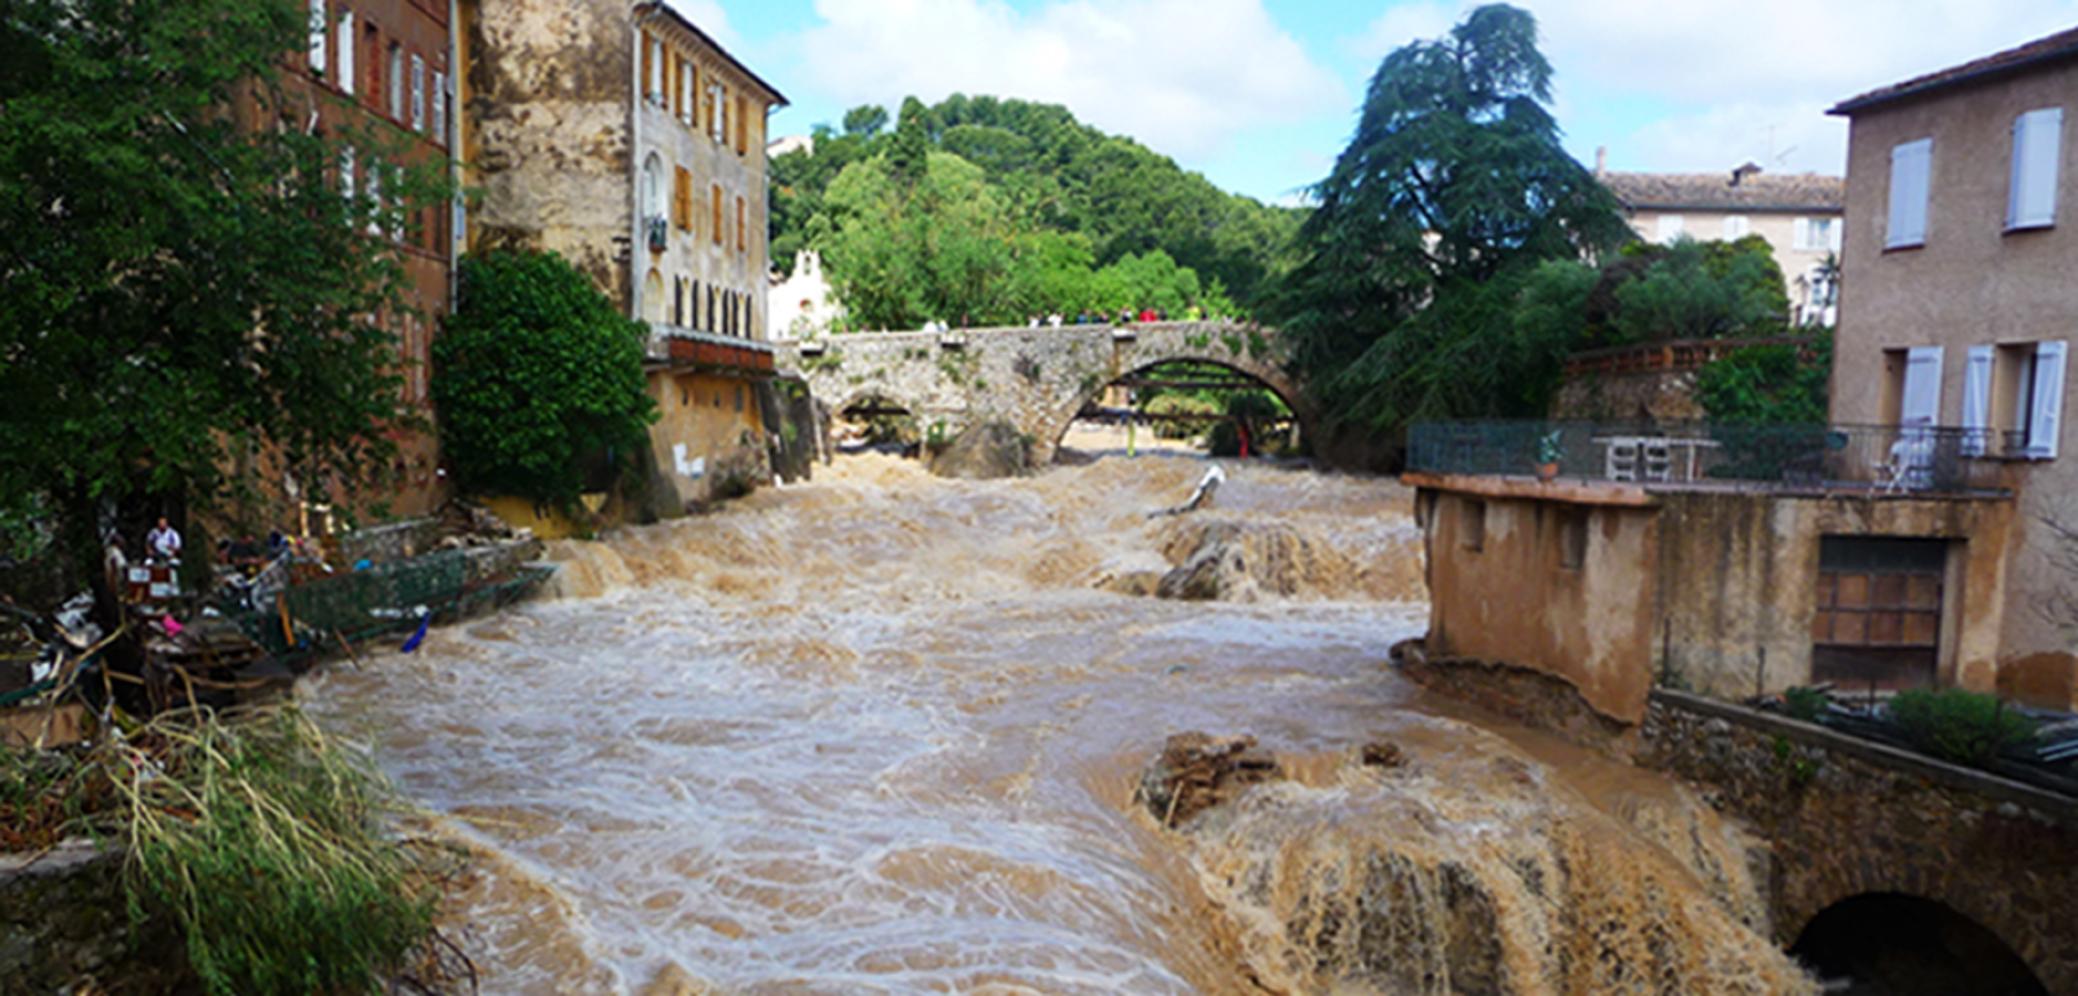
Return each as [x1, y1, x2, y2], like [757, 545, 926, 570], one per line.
[1406, 420, 2007, 494]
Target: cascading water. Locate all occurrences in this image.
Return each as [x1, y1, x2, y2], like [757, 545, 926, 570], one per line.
[301, 454, 1814, 994]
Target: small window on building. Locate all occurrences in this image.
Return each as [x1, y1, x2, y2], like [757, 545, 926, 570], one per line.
[673, 166, 691, 230]
[2007, 107, 2063, 231]
[1558, 509, 1587, 570]
[386, 42, 403, 119]
[1461, 500, 1486, 552]
[707, 81, 727, 142]
[307, 0, 328, 74]
[735, 94, 749, 155]
[431, 70, 446, 142]
[1795, 217, 1840, 251]
[409, 53, 425, 132]
[362, 22, 378, 103]
[645, 35, 664, 105]
[641, 153, 662, 223]
[1886, 138, 1932, 248]
[336, 10, 355, 94]
[1655, 214, 1685, 244]
[1722, 215, 1750, 239]
[679, 62, 695, 126]
[2002, 340, 2068, 459]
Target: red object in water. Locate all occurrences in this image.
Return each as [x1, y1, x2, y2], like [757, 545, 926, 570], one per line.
[1237, 420, 1251, 459]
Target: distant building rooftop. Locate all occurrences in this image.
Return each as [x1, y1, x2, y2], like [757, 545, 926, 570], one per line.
[633, 1, 789, 107]
[1831, 25, 2078, 115]
[1598, 169, 1844, 214]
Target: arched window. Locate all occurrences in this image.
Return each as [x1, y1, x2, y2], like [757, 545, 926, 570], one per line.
[643, 269, 665, 324]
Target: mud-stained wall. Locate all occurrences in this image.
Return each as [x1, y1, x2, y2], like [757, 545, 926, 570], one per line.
[1639, 690, 2078, 993]
[1420, 485, 1660, 723]
[458, 0, 634, 301]
[645, 370, 768, 509]
[1656, 492, 2013, 700]
[1832, 62, 2078, 710]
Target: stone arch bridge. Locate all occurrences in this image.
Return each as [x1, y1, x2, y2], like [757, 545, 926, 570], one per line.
[773, 321, 1312, 462]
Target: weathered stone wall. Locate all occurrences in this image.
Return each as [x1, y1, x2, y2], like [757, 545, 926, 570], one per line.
[1655, 491, 2014, 700]
[1414, 480, 1662, 723]
[1550, 367, 1706, 422]
[776, 321, 1312, 465]
[1, 842, 184, 994]
[1637, 690, 2078, 993]
[460, 0, 634, 299]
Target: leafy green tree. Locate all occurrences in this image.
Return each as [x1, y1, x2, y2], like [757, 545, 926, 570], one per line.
[0, 0, 443, 610]
[432, 251, 656, 508]
[842, 104, 889, 138]
[1272, 4, 1630, 445]
[1695, 333, 1832, 424]
[1611, 236, 1788, 342]
[889, 96, 933, 189]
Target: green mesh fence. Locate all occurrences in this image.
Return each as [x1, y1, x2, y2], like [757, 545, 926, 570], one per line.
[222, 548, 551, 660]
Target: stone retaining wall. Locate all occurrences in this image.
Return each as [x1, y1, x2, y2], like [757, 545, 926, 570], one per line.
[1637, 689, 2078, 991]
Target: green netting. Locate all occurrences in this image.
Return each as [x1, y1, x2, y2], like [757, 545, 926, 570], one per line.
[222, 549, 551, 659]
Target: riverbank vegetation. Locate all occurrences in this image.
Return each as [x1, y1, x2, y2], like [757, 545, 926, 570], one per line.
[2, 706, 463, 994]
[771, 95, 1301, 329]
[0, 0, 450, 611]
[433, 249, 659, 511]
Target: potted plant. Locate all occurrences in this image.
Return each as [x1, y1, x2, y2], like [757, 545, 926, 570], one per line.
[1535, 429, 1563, 482]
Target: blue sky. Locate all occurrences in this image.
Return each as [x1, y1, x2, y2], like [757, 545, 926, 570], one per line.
[678, 0, 2078, 205]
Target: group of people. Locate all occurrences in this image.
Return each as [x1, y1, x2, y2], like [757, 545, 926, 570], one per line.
[1010, 304, 1210, 329]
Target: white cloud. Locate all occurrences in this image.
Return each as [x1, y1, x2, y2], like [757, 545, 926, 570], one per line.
[796, 0, 1344, 160]
[1351, 0, 2078, 172]
[664, 0, 739, 49]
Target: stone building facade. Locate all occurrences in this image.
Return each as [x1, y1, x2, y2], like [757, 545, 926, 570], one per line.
[272, 0, 457, 517]
[455, 0, 785, 513]
[1829, 26, 2078, 709]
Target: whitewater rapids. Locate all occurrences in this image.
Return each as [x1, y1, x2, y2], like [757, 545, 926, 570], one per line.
[301, 454, 1813, 994]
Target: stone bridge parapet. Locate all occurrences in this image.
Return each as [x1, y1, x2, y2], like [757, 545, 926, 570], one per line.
[1638, 688, 2078, 992]
[773, 321, 1312, 461]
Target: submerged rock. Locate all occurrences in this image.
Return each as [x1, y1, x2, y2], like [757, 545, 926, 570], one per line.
[927, 421, 1031, 480]
[1136, 732, 1283, 829]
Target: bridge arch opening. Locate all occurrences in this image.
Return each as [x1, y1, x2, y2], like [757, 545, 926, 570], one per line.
[1054, 359, 1309, 462]
[1789, 892, 2046, 995]
[833, 393, 920, 456]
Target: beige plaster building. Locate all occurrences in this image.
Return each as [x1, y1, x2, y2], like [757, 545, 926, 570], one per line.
[1599, 165, 1845, 326]
[456, 0, 786, 514]
[1829, 25, 2078, 707]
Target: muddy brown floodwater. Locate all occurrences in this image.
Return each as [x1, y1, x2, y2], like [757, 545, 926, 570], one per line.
[302, 454, 1816, 994]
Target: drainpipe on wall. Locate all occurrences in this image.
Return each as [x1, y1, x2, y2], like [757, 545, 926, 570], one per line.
[446, 0, 460, 311]
[627, 12, 644, 325]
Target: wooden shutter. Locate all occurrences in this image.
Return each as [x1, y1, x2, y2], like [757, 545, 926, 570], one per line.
[711, 184, 722, 244]
[1962, 346, 1993, 455]
[736, 196, 745, 252]
[2027, 340, 2067, 459]
[674, 166, 691, 230]
[2008, 108, 2063, 230]
[735, 95, 748, 154]
[1900, 346, 1943, 427]
[1887, 139, 1932, 248]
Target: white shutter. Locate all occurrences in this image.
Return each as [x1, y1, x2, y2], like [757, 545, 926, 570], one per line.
[337, 10, 355, 95]
[1793, 217, 1811, 248]
[1827, 217, 1843, 251]
[1888, 139, 1932, 248]
[308, 0, 327, 73]
[1724, 215, 1750, 239]
[2028, 340, 2068, 459]
[432, 71, 446, 144]
[2008, 108, 2063, 230]
[410, 54, 425, 132]
[1901, 346, 1944, 427]
[1962, 346, 1993, 455]
[1656, 214, 1685, 244]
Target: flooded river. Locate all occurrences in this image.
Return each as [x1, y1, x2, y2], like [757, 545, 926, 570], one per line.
[304, 455, 1812, 993]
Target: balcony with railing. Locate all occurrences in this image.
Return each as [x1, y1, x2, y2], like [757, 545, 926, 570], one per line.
[1406, 420, 2010, 497]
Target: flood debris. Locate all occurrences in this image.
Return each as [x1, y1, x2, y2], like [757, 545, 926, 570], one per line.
[1146, 465, 1225, 518]
[1360, 740, 1407, 769]
[1136, 731, 1282, 829]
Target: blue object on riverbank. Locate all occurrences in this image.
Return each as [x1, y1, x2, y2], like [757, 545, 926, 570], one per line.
[400, 612, 430, 653]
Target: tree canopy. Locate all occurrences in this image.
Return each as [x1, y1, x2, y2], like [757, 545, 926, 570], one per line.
[770, 94, 1301, 320]
[0, 0, 443, 585]
[432, 250, 657, 508]
[1270, 4, 1631, 448]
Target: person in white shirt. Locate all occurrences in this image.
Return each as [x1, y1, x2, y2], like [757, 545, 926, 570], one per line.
[146, 517, 182, 563]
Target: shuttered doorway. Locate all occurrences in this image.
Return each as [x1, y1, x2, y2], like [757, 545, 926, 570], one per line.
[1811, 536, 1947, 690]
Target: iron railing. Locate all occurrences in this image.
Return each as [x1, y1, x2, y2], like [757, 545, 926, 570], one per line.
[1406, 420, 2006, 493]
